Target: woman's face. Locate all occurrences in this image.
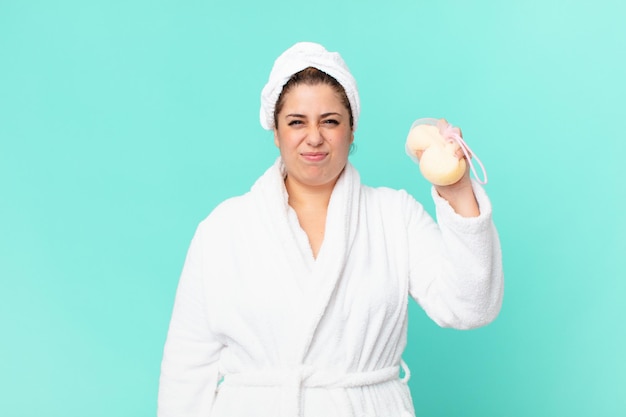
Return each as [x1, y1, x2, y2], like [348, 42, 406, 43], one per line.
[274, 83, 354, 190]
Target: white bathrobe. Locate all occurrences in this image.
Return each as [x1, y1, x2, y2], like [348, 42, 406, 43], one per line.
[158, 158, 503, 417]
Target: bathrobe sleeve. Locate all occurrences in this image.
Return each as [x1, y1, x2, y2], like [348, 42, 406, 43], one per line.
[158, 221, 223, 417]
[406, 180, 504, 329]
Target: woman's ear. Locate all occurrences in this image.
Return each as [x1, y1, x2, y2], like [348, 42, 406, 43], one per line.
[273, 128, 280, 148]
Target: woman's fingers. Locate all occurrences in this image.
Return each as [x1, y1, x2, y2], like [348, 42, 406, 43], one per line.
[456, 146, 472, 160]
[452, 125, 472, 160]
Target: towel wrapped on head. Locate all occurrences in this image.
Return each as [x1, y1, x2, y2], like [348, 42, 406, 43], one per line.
[260, 42, 361, 131]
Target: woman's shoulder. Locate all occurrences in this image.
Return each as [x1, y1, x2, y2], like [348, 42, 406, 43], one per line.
[196, 192, 256, 231]
[362, 184, 421, 208]
[360, 185, 428, 224]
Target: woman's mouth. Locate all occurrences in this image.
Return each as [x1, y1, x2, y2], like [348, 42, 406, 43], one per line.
[301, 152, 328, 162]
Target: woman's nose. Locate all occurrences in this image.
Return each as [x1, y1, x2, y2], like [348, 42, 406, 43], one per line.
[306, 128, 324, 146]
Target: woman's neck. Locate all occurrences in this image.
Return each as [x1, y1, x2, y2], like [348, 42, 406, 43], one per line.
[284, 176, 336, 210]
[284, 176, 336, 259]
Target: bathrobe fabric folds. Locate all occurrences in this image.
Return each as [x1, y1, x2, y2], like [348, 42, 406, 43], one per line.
[158, 158, 504, 417]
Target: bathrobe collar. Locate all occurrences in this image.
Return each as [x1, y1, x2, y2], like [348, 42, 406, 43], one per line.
[251, 157, 361, 364]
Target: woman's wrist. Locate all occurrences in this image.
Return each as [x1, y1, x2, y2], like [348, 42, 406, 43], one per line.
[435, 177, 480, 217]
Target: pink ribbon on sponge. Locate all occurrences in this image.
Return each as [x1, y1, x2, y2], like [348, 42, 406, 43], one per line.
[435, 119, 488, 185]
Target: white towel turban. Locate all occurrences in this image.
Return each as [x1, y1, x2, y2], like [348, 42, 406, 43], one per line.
[260, 42, 360, 131]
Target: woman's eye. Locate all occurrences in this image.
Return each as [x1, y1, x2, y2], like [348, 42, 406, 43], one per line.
[323, 119, 339, 125]
[288, 120, 303, 126]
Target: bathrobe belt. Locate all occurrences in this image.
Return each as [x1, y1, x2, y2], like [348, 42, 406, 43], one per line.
[221, 361, 411, 417]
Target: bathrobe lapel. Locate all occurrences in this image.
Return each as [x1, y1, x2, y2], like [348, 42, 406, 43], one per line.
[252, 158, 361, 364]
[296, 161, 360, 362]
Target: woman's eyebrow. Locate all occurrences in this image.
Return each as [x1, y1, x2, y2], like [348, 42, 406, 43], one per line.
[285, 112, 342, 118]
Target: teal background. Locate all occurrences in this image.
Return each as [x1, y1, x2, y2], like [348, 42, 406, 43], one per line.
[1, 0, 625, 416]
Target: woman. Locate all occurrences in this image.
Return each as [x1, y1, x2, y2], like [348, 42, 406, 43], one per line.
[158, 42, 503, 417]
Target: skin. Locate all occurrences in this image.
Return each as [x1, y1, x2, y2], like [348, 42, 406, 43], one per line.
[273, 83, 354, 258]
[274, 85, 479, 257]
